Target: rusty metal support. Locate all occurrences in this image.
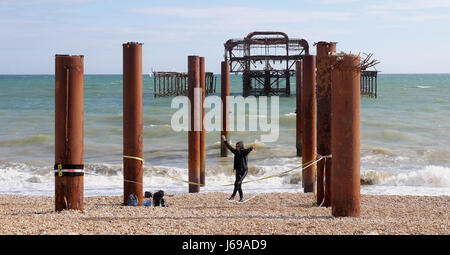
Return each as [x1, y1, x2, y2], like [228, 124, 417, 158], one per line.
[54, 54, 84, 211]
[220, 61, 230, 157]
[295, 61, 302, 157]
[199, 57, 206, 186]
[331, 54, 361, 217]
[301, 55, 316, 193]
[123, 42, 143, 205]
[316, 42, 336, 207]
[188, 56, 201, 193]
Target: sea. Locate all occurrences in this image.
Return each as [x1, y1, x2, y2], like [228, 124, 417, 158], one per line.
[0, 74, 449, 197]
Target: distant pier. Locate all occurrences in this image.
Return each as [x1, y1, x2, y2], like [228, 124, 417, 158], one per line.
[153, 71, 216, 97]
[360, 70, 378, 98]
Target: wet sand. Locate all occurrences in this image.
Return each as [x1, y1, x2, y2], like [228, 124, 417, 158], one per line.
[0, 193, 448, 235]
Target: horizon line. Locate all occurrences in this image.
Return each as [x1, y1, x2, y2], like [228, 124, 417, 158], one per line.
[1, 72, 450, 75]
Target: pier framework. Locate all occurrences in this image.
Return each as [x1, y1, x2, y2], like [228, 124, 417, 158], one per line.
[360, 70, 378, 98]
[153, 71, 216, 97]
[224, 31, 309, 97]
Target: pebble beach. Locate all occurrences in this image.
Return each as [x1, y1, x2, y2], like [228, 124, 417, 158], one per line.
[0, 192, 448, 235]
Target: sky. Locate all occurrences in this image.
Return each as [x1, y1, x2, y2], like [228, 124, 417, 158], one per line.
[0, 0, 449, 74]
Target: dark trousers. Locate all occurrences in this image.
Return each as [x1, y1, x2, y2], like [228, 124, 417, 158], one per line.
[232, 170, 247, 199]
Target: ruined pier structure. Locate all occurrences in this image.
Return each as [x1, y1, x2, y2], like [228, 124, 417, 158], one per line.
[54, 37, 363, 217]
[224, 31, 309, 97]
[224, 31, 377, 98]
[360, 70, 378, 98]
[153, 71, 216, 97]
[222, 33, 362, 217]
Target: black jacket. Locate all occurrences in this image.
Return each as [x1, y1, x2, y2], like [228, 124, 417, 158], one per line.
[224, 140, 253, 173]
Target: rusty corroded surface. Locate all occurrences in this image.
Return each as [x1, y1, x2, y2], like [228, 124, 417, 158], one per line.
[55, 54, 84, 211]
[199, 57, 206, 187]
[301, 55, 316, 193]
[331, 54, 361, 217]
[316, 42, 336, 207]
[225, 31, 309, 96]
[123, 42, 144, 205]
[295, 61, 302, 157]
[188, 56, 201, 193]
[220, 61, 230, 157]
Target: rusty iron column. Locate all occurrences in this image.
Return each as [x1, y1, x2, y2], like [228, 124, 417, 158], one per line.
[188, 55, 201, 193]
[331, 54, 361, 217]
[295, 61, 302, 157]
[199, 57, 206, 186]
[220, 61, 230, 157]
[54, 54, 84, 211]
[123, 42, 143, 205]
[301, 55, 316, 193]
[316, 42, 336, 207]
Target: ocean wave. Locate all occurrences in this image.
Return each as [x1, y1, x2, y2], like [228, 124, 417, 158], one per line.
[143, 125, 176, 137]
[361, 170, 397, 185]
[282, 112, 296, 118]
[360, 166, 450, 187]
[0, 134, 52, 147]
[363, 129, 417, 142]
[1, 159, 449, 197]
[383, 165, 450, 187]
[368, 147, 395, 156]
[415, 85, 431, 89]
[85, 163, 123, 176]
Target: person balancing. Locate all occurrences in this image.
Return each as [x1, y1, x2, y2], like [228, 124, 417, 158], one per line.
[221, 135, 256, 202]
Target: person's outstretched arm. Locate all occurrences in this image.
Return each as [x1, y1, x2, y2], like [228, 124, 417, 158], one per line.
[221, 135, 236, 154]
[243, 145, 256, 156]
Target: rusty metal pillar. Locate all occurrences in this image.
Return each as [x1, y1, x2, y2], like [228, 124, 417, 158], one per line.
[301, 55, 316, 193]
[54, 54, 84, 211]
[331, 54, 361, 217]
[199, 57, 206, 186]
[295, 61, 302, 157]
[220, 61, 230, 157]
[123, 42, 143, 205]
[316, 42, 336, 207]
[285, 70, 291, 97]
[188, 56, 201, 193]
